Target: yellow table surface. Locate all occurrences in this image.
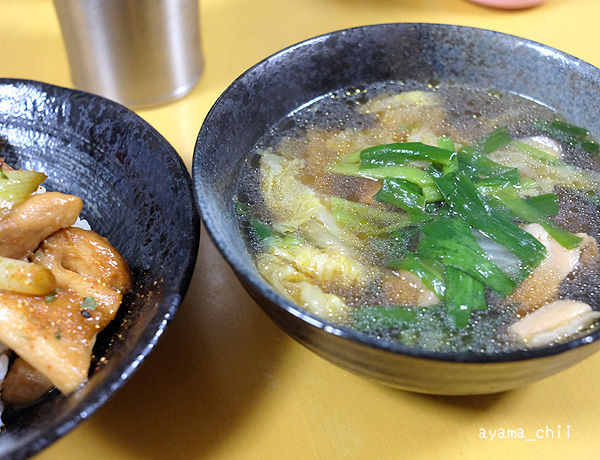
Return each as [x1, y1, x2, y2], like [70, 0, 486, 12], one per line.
[2, 0, 600, 458]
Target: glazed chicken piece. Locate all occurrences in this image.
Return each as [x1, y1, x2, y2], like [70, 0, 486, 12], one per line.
[507, 223, 598, 314]
[1, 357, 53, 405]
[0, 227, 131, 394]
[0, 192, 82, 259]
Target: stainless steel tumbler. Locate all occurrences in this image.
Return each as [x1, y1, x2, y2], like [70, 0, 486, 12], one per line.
[53, 0, 203, 108]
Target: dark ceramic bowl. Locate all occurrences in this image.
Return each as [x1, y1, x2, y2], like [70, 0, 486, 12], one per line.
[0, 79, 199, 458]
[193, 23, 600, 395]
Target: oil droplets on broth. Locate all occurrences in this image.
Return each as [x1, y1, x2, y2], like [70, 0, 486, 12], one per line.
[236, 79, 600, 355]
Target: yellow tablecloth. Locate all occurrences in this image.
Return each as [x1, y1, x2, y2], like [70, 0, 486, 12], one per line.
[2, 0, 600, 458]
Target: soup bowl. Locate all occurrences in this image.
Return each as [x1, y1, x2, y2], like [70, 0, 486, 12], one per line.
[193, 23, 600, 395]
[0, 79, 199, 458]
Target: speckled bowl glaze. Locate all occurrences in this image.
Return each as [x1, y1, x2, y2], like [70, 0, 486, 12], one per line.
[0, 79, 199, 459]
[193, 23, 600, 395]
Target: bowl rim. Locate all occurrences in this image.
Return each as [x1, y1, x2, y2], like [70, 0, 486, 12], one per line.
[193, 22, 600, 366]
[0, 78, 200, 460]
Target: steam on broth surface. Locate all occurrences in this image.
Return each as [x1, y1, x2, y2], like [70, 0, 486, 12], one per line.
[236, 80, 600, 354]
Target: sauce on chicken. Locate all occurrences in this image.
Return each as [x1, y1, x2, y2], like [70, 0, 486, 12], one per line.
[0, 159, 131, 409]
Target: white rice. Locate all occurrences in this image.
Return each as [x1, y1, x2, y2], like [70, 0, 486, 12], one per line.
[0, 345, 10, 429]
[72, 216, 91, 230]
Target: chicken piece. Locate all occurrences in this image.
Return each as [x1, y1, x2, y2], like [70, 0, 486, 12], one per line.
[381, 271, 439, 307]
[578, 234, 599, 265]
[2, 357, 53, 406]
[0, 192, 82, 259]
[346, 178, 383, 206]
[0, 227, 131, 393]
[35, 227, 132, 293]
[509, 299, 600, 348]
[508, 224, 598, 313]
[300, 131, 384, 205]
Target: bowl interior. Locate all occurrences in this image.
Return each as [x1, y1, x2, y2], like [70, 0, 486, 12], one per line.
[0, 79, 199, 459]
[194, 23, 600, 387]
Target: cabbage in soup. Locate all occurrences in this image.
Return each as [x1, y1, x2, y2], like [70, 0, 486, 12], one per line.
[236, 81, 600, 354]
